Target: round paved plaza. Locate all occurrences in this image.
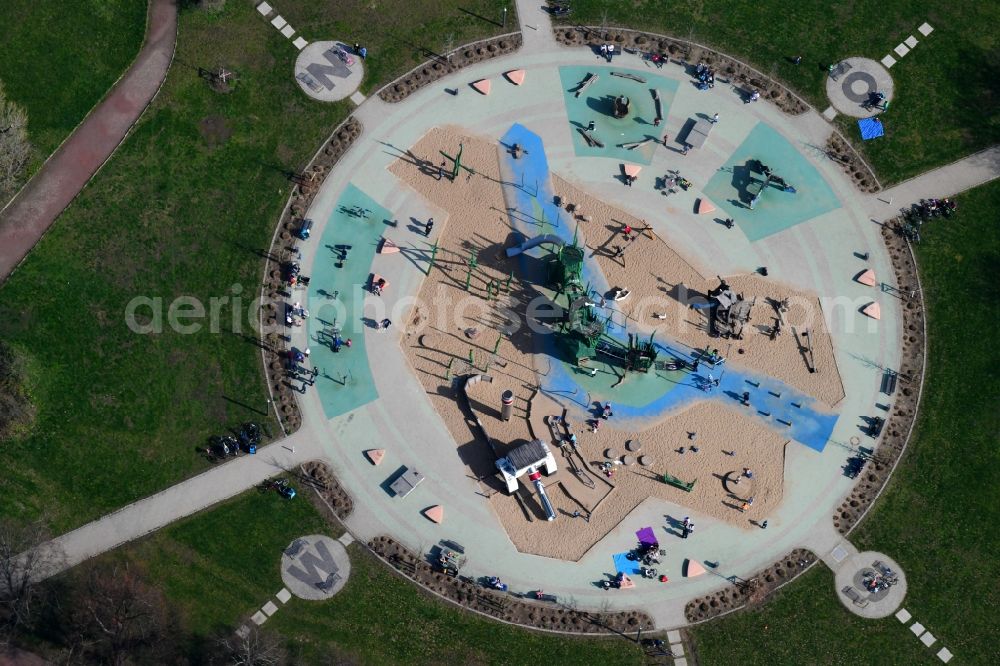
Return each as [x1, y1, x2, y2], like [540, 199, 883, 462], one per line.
[284, 31, 906, 628]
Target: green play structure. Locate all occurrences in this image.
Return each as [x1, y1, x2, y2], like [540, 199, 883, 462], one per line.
[662, 471, 696, 492]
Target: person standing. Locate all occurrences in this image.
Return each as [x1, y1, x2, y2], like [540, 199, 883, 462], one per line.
[380, 318, 392, 330]
[587, 120, 596, 132]
[761, 520, 769, 529]
[711, 112, 719, 123]
[425, 218, 434, 236]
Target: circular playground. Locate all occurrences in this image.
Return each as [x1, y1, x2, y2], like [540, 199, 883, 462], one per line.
[279, 34, 911, 629]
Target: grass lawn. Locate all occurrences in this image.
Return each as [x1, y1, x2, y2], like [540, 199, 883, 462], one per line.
[559, 0, 1000, 183]
[0, 0, 510, 533]
[0, 0, 147, 186]
[276, 0, 517, 95]
[692, 181, 1000, 664]
[76, 488, 644, 665]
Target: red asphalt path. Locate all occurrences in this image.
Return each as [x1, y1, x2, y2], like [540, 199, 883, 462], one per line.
[0, 0, 177, 283]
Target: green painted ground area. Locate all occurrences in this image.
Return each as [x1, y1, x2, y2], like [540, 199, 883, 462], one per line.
[558, 65, 679, 165]
[703, 122, 841, 241]
[307, 184, 388, 419]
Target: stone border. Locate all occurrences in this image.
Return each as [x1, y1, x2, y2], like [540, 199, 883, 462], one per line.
[833, 222, 926, 536]
[256, 116, 364, 436]
[376, 33, 523, 103]
[684, 548, 817, 623]
[369, 535, 656, 636]
[554, 26, 882, 193]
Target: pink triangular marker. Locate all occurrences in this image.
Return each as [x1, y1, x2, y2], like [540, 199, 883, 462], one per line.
[623, 164, 642, 178]
[618, 574, 635, 589]
[379, 238, 400, 254]
[505, 69, 526, 85]
[855, 269, 876, 286]
[471, 79, 491, 95]
[696, 198, 716, 215]
[365, 449, 385, 465]
[424, 505, 444, 523]
[862, 302, 881, 320]
[685, 559, 706, 577]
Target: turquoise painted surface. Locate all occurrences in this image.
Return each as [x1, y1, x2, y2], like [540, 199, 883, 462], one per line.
[558, 65, 679, 166]
[306, 183, 388, 419]
[703, 122, 841, 241]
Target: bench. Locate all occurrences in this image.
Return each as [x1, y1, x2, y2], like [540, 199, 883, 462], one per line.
[842, 585, 869, 607]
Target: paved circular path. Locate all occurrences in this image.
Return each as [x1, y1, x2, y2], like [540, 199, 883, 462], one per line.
[294, 41, 364, 102]
[826, 57, 895, 118]
[280, 534, 351, 600]
[834, 551, 907, 618]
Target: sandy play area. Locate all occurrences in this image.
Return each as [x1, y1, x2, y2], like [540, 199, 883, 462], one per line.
[551, 175, 845, 408]
[388, 127, 801, 561]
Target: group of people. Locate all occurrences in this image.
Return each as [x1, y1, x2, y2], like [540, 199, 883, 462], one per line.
[598, 43, 616, 62]
[694, 62, 716, 90]
[285, 301, 310, 327]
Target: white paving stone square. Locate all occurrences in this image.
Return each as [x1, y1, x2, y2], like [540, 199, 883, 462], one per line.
[281, 25, 295, 38]
[822, 106, 837, 120]
[910, 621, 925, 636]
[905, 35, 918, 48]
[293, 37, 308, 50]
[235, 625, 250, 639]
[276, 588, 292, 604]
[919, 23, 934, 36]
[881, 54, 897, 68]
[895, 608, 911, 623]
[921, 632, 936, 647]
[666, 630, 682, 643]
[270, 15, 287, 30]
[262, 601, 279, 616]
[256, 2, 272, 16]
[670, 643, 684, 657]
[830, 545, 848, 562]
[250, 611, 267, 625]
[936, 647, 952, 663]
[894, 43, 910, 57]
[674, 658, 687, 666]
[350, 91, 367, 106]
[338, 532, 356, 546]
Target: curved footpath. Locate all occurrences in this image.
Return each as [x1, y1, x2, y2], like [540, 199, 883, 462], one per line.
[0, 0, 178, 284]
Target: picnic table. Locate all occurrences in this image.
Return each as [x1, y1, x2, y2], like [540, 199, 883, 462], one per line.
[686, 118, 714, 148]
[390, 467, 425, 498]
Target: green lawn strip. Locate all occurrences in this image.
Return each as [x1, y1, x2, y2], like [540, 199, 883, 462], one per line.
[0, 0, 147, 179]
[95, 488, 642, 665]
[276, 0, 516, 95]
[272, 543, 643, 665]
[849, 181, 1000, 661]
[692, 181, 1000, 664]
[691, 566, 928, 665]
[0, 2, 347, 531]
[560, 0, 1000, 183]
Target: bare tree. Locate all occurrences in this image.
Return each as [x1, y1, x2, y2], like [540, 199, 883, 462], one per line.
[68, 563, 169, 666]
[0, 519, 57, 643]
[218, 625, 285, 666]
[0, 81, 31, 202]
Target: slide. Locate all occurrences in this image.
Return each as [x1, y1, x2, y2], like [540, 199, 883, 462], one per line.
[529, 470, 557, 521]
[506, 234, 565, 258]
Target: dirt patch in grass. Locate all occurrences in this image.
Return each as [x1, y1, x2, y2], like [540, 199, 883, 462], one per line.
[198, 115, 232, 148]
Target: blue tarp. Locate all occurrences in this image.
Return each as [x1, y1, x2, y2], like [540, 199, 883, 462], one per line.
[613, 552, 642, 575]
[858, 117, 885, 141]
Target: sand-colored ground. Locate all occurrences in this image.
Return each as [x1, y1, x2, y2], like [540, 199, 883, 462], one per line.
[390, 127, 789, 561]
[551, 175, 845, 408]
